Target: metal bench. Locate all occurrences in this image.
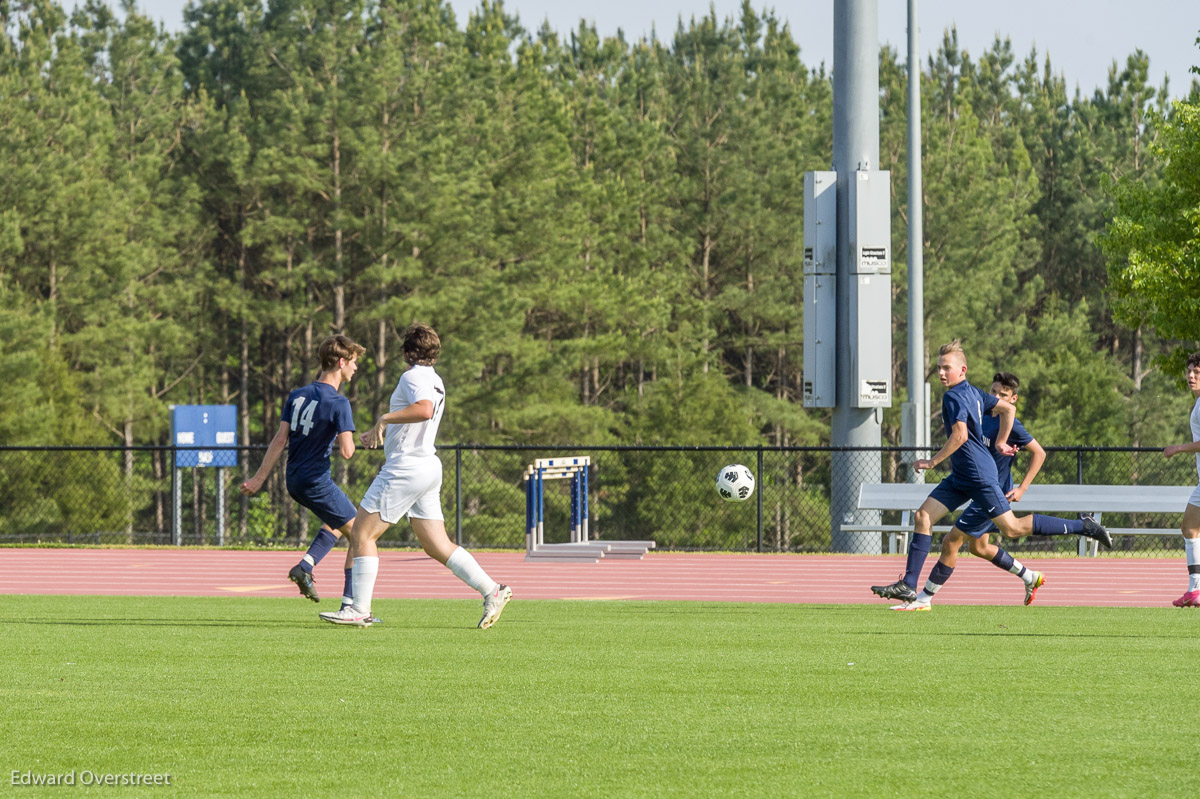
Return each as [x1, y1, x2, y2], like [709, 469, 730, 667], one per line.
[841, 483, 1194, 557]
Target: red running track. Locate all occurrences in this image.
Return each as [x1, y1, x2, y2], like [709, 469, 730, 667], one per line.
[0, 548, 1190, 607]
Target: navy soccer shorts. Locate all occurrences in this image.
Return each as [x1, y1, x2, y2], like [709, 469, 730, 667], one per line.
[927, 476, 1010, 527]
[952, 502, 1000, 538]
[286, 475, 357, 530]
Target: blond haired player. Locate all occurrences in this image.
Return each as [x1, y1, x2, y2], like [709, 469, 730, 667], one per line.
[871, 341, 1110, 609]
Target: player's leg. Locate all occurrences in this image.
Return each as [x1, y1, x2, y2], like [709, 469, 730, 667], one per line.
[338, 518, 358, 613]
[992, 509, 1111, 548]
[872, 491, 952, 602]
[409, 512, 512, 629]
[1173, 499, 1200, 607]
[967, 533, 997, 560]
[321, 470, 398, 626]
[287, 478, 358, 602]
[899, 528, 967, 610]
[977, 473, 1109, 549]
[970, 532, 1044, 605]
[287, 530, 327, 601]
[940, 530, 965, 570]
[297, 525, 341, 573]
[906, 495, 954, 587]
[320, 508, 390, 626]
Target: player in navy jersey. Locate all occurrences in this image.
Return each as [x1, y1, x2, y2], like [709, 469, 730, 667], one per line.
[1162, 351, 1200, 607]
[240, 335, 366, 610]
[870, 342, 1111, 608]
[893, 372, 1107, 610]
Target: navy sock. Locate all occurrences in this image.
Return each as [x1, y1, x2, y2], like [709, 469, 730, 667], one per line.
[904, 534, 932, 589]
[991, 548, 1015, 571]
[300, 528, 339, 573]
[343, 568, 354, 604]
[927, 561, 954, 586]
[1032, 514, 1083, 536]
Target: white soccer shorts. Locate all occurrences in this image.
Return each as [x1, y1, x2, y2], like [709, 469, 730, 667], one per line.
[360, 456, 444, 524]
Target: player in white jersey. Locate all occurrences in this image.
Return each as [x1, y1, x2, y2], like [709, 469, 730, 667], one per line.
[320, 323, 512, 628]
[1163, 351, 1200, 607]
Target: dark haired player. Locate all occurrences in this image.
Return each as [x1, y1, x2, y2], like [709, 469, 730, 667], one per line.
[320, 323, 512, 629]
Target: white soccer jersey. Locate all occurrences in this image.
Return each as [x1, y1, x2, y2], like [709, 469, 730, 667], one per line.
[383, 364, 445, 462]
[1192, 395, 1200, 482]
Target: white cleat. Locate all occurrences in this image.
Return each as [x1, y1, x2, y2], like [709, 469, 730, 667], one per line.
[479, 584, 512, 629]
[319, 606, 373, 627]
[341, 604, 383, 624]
[890, 600, 931, 612]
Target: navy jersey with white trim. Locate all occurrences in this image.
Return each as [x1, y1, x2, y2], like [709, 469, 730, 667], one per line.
[280, 382, 356, 484]
[941, 380, 1000, 485]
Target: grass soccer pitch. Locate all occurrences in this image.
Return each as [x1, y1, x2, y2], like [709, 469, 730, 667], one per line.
[3, 596, 1197, 798]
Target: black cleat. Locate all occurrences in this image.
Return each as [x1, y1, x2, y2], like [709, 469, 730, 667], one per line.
[871, 578, 917, 602]
[1080, 514, 1112, 549]
[288, 564, 320, 602]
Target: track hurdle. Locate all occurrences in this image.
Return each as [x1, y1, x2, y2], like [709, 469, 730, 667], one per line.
[524, 456, 655, 562]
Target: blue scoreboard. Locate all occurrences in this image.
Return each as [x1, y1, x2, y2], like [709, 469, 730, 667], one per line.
[171, 405, 238, 468]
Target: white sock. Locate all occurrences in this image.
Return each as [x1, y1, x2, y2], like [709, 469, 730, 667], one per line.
[1014, 563, 1034, 586]
[1186, 537, 1200, 592]
[446, 547, 498, 597]
[913, 590, 933, 604]
[1007, 557, 1034, 584]
[351, 556, 379, 615]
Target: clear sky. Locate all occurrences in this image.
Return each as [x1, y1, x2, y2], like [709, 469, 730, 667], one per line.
[126, 0, 1199, 99]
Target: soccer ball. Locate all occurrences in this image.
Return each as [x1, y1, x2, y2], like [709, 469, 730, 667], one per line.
[716, 464, 755, 502]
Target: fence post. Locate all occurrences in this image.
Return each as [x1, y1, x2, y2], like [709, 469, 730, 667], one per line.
[216, 466, 225, 547]
[455, 444, 463, 546]
[170, 445, 180, 546]
[756, 446, 764, 552]
[1075, 448, 1086, 557]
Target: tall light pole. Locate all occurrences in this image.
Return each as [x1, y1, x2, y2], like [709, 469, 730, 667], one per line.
[902, 0, 929, 482]
[829, 0, 885, 552]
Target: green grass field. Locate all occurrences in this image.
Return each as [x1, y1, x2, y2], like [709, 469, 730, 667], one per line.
[3, 596, 1197, 798]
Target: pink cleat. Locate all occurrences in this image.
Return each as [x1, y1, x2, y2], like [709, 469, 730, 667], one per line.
[478, 584, 513, 629]
[319, 606, 373, 626]
[1172, 590, 1200, 608]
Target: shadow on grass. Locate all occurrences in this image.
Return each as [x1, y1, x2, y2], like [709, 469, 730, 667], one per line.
[0, 618, 313, 628]
[0, 617, 486, 630]
[850, 629, 1190, 639]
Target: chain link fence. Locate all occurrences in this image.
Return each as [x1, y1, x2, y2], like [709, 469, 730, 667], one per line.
[0, 445, 1194, 555]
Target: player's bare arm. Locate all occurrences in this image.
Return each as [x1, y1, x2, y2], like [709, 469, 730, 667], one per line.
[359, 400, 435, 448]
[336, 430, 356, 460]
[1008, 438, 1046, 502]
[989, 400, 1018, 456]
[1164, 440, 1200, 458]
[240, 422, 290, 495]
[914, 420, 968, 473]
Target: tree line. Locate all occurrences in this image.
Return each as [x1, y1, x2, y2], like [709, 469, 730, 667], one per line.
[3, 0, 1198, 468]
